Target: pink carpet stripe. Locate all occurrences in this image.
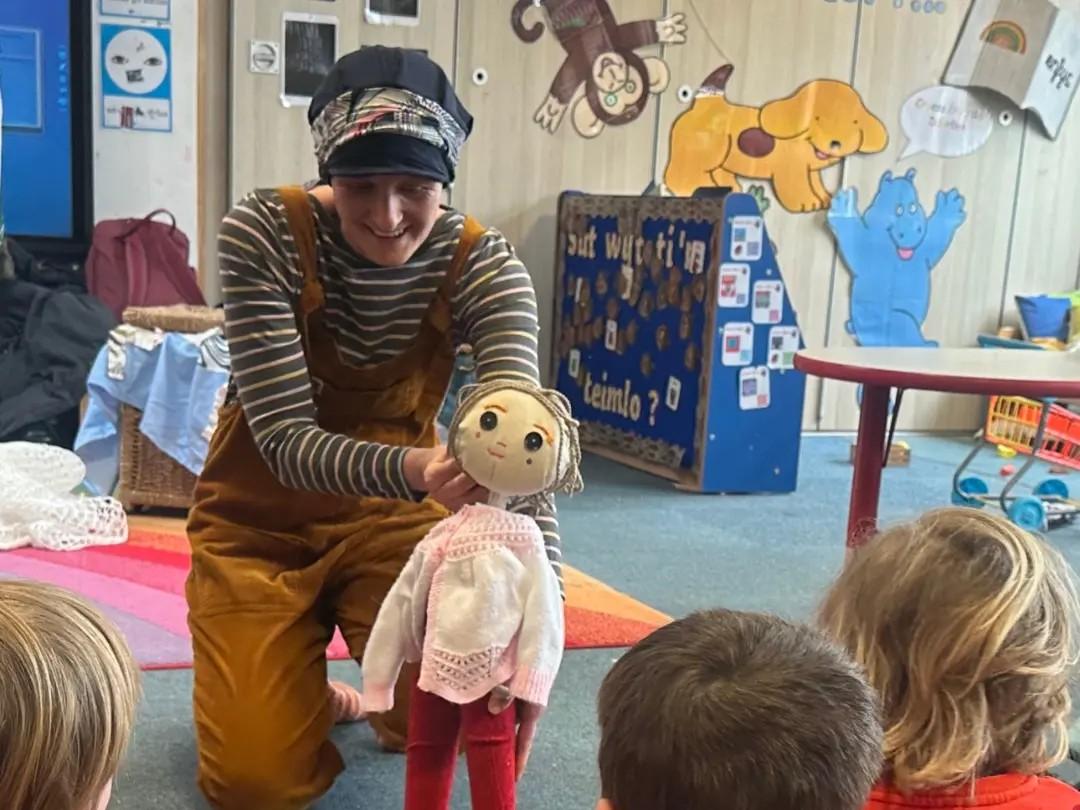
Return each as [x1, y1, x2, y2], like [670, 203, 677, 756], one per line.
[15, 548, 187, 596]
[0, 554, 189, 637]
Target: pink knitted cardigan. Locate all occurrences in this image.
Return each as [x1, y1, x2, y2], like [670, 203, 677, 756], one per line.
[360, 503, 564, 711]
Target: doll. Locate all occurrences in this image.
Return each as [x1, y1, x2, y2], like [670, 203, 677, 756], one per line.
[361, 378, 583, 810]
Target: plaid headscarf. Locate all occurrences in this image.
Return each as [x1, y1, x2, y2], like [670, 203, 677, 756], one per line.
[308, 47, 472, 183]
[310, 87, 468, 180]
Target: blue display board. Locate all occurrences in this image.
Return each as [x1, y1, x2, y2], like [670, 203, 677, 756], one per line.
[553, 192, 806, 494]
[0, 0, 75, 239]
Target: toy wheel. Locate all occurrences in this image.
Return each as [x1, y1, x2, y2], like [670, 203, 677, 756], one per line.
[1034, 478, 1070, 500]
[1008, 496, 1048, 532]
[952, 476, 989, 507]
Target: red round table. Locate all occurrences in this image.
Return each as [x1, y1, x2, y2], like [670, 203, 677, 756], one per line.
[795, 348, 1080, 548]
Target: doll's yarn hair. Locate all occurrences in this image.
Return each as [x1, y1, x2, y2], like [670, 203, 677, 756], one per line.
[447, 378, 584, 499]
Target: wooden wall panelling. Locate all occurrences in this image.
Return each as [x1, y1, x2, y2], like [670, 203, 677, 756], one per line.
[1002, 0, 1080, 324]
[451, 0, 667, 383]
[230, 0, 361, 200]
[355, 3, 455, 75]
[230, 0, 453, 202]
[651, 0, 861, 429]
[197, 0, 230, 304]
[818, 0, 1027, 431]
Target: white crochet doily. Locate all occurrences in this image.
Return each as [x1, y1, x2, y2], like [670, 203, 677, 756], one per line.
[0, 442, 127, 551]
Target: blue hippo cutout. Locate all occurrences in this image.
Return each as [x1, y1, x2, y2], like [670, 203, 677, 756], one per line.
[827, 168, 966, 347]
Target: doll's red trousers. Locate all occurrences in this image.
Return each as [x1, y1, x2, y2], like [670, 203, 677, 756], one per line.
[405, 681, 517, 810]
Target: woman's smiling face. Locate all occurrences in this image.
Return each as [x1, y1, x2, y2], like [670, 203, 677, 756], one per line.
[330, 174, 443, 266]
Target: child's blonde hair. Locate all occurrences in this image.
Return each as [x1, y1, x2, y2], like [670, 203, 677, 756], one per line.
[0, 580, 141, 810]
[819, 507, 1080, 793]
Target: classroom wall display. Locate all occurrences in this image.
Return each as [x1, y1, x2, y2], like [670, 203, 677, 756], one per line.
[101, 0, 169, 22]
[899, 85, 996, 158]
[553, 192, 806, 494]
[281, 12, 338, 107]
[823, 0, 950, 12]
[827, 168, 967, 347]
[365, 0, 420, 27]
[100, 24, 172, 132]
[663, 64, 889, 212]
[511, 0, 687, 139]
[944, 0, 1079, 138]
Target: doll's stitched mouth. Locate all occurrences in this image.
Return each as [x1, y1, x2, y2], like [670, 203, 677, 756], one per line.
[487, 449, 506, 459]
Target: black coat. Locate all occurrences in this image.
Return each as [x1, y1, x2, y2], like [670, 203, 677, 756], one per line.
[0, 275, 115, 446]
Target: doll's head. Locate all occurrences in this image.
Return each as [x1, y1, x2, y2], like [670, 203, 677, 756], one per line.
[448, 380, 583, 499]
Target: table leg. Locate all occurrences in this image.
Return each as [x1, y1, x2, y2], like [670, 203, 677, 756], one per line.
[848, 384, 890, 549]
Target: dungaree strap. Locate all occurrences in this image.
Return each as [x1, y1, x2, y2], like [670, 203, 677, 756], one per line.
[278, 187, 318, 282]
[426, 215, 485, 334]
[450, 216, 486, 283]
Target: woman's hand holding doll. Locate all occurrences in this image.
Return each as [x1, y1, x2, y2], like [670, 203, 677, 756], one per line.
[488, 686, 544, 780]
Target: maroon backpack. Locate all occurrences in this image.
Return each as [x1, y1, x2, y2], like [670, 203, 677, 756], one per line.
[85, 210, 206, 319]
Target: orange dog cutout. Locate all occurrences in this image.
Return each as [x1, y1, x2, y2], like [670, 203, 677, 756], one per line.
[663, 65, 889, 213]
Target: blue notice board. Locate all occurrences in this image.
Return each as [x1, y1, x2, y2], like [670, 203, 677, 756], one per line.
[552, 192, 806, 494]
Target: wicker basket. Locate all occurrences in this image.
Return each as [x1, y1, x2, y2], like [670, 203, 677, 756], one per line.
[122, 303, 224, 333]
[115, 305, 222, 511]
[117, 404, 199, 511]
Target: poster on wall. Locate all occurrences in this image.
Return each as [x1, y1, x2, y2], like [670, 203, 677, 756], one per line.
[365, 0, 420, 26]
[512, 0, 687, 139]
[899, 85, 995, 159]
[100, 24, 172, 133]
[662, 64, 889, 211]
[100, 0, 170, 23]
[944, 0, 1080, 138]
[281, 13, 338, 107]
[827, 168, 966, 347]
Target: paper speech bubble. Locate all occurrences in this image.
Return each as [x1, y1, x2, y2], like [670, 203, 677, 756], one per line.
[899, 86, 994, 159]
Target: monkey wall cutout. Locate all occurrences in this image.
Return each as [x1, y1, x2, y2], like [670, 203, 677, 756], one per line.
[511, 0, 687, 138]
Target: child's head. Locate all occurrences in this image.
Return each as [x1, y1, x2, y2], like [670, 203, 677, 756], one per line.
[819, 507, 1080, 792]
[596, 608, 883, 810]
[0, 580, 141, 810]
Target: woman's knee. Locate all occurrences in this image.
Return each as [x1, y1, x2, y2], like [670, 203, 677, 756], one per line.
[196, 735, 342, 810]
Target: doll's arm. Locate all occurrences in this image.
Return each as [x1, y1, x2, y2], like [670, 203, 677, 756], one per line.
[361, 544, 431, 713]
[508, 547, 565, 707]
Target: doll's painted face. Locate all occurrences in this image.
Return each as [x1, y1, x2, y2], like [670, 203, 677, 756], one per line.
[454, 388, 561, 496]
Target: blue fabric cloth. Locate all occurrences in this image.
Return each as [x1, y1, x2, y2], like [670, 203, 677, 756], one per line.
[74, 331, 228, 497]
[1016, 294, 1072, 341]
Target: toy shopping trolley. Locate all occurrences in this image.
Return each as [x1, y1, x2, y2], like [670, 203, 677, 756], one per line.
[952, 396, 1080, 532]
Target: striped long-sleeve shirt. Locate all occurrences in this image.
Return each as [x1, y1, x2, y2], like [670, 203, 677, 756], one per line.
[218, 189, 562, 578]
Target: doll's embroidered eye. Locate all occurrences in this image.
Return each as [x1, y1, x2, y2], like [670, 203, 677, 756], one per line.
[480, 411, 498, 431]
[524, 431, 544, 452]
